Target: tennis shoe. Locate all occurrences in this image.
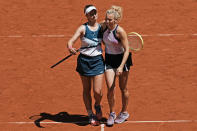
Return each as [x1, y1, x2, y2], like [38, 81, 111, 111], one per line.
[89, 114, 100, 126]
[106, 112, 116, 126]
[115, 112, 129, 124]
[94, 105, 102, 120]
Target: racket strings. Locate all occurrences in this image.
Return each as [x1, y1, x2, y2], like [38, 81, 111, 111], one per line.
[128, 33, 144, 51]
[128, 37, 142, 49]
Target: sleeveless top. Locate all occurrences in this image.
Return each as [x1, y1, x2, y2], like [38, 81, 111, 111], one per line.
[80, 23, 103, 56]
[103, 25, 124, 54]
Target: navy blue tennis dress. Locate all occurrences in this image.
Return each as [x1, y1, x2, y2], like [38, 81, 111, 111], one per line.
[76, 23, 105, 76]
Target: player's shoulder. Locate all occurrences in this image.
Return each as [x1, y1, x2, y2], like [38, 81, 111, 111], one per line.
[77, 24, 86, 31]
[117, 25, 125, 33]
[117, 25, 127, 36]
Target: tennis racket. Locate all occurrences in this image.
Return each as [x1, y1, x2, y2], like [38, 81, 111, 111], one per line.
[50, 49, 79, 68]
[127, 32, 144, 51]
[50, 44, 100, 68]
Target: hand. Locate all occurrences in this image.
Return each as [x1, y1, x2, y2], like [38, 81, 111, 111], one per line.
[116, 67, 123, 76]
[68, 45, 77, 55]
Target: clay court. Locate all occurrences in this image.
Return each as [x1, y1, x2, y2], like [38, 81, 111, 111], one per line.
[0, 0, 197, 130]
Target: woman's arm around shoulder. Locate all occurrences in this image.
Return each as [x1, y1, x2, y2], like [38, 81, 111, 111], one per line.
[99, 20, 107, 33]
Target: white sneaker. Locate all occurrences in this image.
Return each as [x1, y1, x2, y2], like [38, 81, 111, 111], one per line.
[106, 112, 116, 126]
[115, 112, 129, 124]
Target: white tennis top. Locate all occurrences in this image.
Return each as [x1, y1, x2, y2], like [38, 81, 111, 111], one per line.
[103, 25, 124, 54]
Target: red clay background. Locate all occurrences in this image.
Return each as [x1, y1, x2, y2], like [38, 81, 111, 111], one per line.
[0, 0, 197, 130]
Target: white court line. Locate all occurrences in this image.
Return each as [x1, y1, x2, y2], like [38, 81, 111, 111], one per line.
[3, 120, 197, 131]
[101, 124, 105, 131]
[142, 34, 184, 37]
[141, 33, 197, 37]
[0, 35, 23, 38]
[0, 34, 197, 38]
[4, 120, 197, 124]
[2, 120, 197, 131]
[125, 120, 196, 123]
[31, 34, 65, 38]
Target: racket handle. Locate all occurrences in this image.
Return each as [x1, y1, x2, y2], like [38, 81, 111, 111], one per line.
[51, 49, 80, 68]
[50, 54, 73, 68]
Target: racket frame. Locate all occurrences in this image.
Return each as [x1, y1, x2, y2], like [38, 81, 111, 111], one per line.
[50, 44, 100, 68]
[127, 32, 144, 51]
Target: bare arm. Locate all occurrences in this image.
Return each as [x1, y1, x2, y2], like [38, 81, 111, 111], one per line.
[67, 25, 85, 54]
[116, 26, 130, 75]
[99, 20, 107, 45]
[100, 20, 107, 31]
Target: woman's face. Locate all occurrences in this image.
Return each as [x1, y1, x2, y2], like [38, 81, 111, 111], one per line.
[86, 10, 98, 22]
[105, 13, 116, 29]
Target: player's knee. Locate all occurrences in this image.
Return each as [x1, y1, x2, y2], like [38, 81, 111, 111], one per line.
[94, 91, 102, 98]
[120, 88, 129, 95]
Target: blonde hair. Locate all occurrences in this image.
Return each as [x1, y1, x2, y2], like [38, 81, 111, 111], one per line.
[106, 5, 123, 21]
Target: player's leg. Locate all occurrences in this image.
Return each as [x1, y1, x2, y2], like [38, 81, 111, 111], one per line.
[80, 75, 92, 115]
[93, 73, 104, 120]
[115, 71, 130, 123]
[105, 69, 117, 126]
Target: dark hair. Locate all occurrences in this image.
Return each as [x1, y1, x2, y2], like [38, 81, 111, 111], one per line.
[84, 5, 94, 14]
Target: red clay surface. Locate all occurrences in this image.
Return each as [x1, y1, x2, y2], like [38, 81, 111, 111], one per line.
[0, 0, 197, 130]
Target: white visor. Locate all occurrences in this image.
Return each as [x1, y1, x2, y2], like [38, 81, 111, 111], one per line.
[85, 6, 97, 15]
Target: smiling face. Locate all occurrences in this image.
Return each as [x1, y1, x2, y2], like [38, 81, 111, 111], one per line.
[86, 9, 98, 22]
[105, 13, 116, 30]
